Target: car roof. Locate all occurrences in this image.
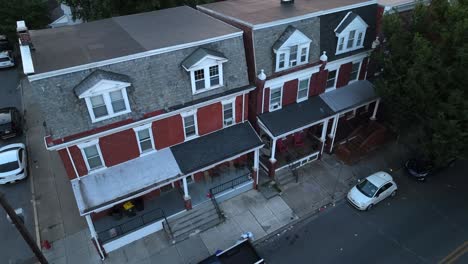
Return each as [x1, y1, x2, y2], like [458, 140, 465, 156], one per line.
[367, 171, 392, 187]
[0, 149, 18, 164]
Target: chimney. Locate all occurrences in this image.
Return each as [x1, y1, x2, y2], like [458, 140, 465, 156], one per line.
[281, 0, 294, 4]
[16, 21, 33, 48]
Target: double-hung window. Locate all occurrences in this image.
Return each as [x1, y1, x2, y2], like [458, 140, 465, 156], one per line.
[209, 65, 220, 86]
[334, 12, 368, 55]
[222, 99, 235, 127]
[181, 111, 198, 140]
[278, 53, 286, 69]
[347, 30, 356, 49]
[134, 124, 155, 154]
[194, 69, 205, 91]
[269, 87, 282, 111]
[184, 49, 227, 95]
[274, 28, 311, 72]
[326, 70, 337, 90]
[349, 61, 361, 82]
[300, 47, 308, 63]
[86, 88, 131, 122]
[297, 78, 309, 102]
[289, 46, 298, 67]
[79, 140, 105, 172]
[90, 95, 108, 118]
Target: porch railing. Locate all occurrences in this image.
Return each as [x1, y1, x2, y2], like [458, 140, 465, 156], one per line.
[209, 173, 251, 196]
[97, 207, 172, 243]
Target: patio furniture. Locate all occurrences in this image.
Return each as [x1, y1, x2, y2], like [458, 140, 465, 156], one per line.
[294, 132, 305, 147]
[277, 139, 288, 153]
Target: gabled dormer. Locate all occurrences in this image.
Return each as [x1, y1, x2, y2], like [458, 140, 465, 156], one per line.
[273, 26, 312, 72]
[182, 48, 228, 95]
[334, 12, 368, 55]
[74, 70, 132, 123]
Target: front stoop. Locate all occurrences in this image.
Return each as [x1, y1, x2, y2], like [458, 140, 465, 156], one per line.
[163, 201, 223, 244]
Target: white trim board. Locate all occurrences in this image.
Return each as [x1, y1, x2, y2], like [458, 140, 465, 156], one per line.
[28, 32, 243, 82]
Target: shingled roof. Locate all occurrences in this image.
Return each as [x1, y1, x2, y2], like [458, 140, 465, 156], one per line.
[73, 70, 131, 97]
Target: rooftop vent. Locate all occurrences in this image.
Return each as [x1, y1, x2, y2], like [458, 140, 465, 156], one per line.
[281, 0, 294, 4]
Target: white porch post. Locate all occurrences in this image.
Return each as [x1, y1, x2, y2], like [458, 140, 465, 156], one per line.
[330, 114, 340, 153]
[85, 215, 105, 260]
[253, 149, 260, 189]
[182, 177, 192, 210]
[370, 99, 380, 120]
[270, 138, 277, 162]
[320, 119, 329, 155]
[328, 115, 338, 139]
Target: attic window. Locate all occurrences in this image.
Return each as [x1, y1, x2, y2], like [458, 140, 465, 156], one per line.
[334, 12, 368, 55]
[273, 27, 312, 72]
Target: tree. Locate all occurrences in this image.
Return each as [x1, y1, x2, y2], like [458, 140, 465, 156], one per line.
[0, 0, 49, 41]
[373, 0, 468, 166]
[60, 0, 216, 21]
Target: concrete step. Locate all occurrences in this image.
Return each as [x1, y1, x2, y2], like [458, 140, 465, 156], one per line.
[275, 169, 296, 188]
[172, 213, 221, 242]
[169, 206, 218, 231]
[167, 202, 214, 223]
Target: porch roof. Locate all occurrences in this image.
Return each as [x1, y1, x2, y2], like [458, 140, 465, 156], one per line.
[71, 148, 182, 215]
[319, 80, 378, 113]
[171, 122, 263, 174]
[258, 96, 334, 138]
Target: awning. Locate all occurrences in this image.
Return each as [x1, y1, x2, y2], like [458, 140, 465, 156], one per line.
[258, 96, 334, 138]
[171, 122, 263, 174]
[71, 148, 182, 215]
[319, 80, 378, 113]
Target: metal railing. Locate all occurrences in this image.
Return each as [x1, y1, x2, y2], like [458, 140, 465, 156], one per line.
[209, 189, 225, 221]
[209, 173, 252, 196]
[97, 207, 172, 243]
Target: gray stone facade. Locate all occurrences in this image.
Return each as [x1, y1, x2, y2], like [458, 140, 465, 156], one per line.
[30, 36, 249, 139]
[253, 17, 320, 77]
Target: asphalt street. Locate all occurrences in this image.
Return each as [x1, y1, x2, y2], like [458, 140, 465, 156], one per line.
[0, 67, 35, 263]
[256, 160, 468, 264]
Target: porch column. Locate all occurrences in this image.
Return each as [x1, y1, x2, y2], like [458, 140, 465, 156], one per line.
[269, 138, 277, 178]
[182, 177, 192, 210]
[329, 114, 340, 153]
[370, 99, 380, 120]
[320, 119, 329, 158]
[85, 214, 106, 260]
[253, 149, 259, 190]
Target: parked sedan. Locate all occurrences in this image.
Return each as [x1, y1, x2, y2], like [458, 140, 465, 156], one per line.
[347, 171, 397, 211]
[0, 107, 22, 139]
[405, 158, 456, 182]
[0, 143, 27, 184]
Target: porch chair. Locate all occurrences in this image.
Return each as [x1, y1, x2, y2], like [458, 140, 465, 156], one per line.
[277, 139, 288, 153]
[294, 132, 305, 147]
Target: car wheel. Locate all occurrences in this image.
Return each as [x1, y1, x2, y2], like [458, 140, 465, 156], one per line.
[391, 190, 397, 197]
[366, 204, 373, 211]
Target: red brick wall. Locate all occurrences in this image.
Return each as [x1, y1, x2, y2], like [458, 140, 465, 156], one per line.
[58, 149, 78, 180]
[282, 79, 298, 106]
[100, 129, 140, 167]
[336, 62, 352, 88]
[198, 103, 223, 136]
[359, 58, 368, 80]
[153, 115, 185, 149]
[235, 95, 243, 123]
[263, 88, 270, 113]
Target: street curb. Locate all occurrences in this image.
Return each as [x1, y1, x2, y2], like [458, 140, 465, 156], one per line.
[253, 196, 345, 247]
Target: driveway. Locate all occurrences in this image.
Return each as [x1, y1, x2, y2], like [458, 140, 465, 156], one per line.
[0, 67, 35, 263]
[256, 160, 468, 263]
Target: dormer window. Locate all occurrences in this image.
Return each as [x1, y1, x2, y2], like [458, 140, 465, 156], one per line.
[334, 12, 368, 55]
[74, 70, 132, 123]
[182, 48, 228, 95]
[273, 26, 312, 72]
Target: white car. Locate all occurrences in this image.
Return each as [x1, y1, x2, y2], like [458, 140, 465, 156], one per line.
[0, 51, 14, 69]
[0, 143, 27, 184]
[347, 171, 397, 211]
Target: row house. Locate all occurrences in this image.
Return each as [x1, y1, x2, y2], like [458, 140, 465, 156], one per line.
[199, 0, 385, 176]
[18, 7, 263, 256]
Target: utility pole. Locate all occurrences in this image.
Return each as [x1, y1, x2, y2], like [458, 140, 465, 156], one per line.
[0, 192, 48, 264]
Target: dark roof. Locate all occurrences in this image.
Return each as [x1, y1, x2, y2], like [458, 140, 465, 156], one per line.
[171, 122, 263, 174]
[272, 26, 297, 51]
[199, 0, 373, 26]
[30, 6, 241, 74]
[319, 80, 377, 113]
[258, 96, 334, 137]
[335, 12, 357, 33]
[181, 48, 227, 70]
[73, 70, 132, 97]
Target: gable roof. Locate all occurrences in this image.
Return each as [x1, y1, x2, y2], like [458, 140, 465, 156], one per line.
[334, 11, 368, 34]
[273, 26, 312, 52]
[181, 48, 227, 70]
[73, 70, 131, 97]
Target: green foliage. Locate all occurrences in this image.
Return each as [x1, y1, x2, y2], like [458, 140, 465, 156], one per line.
[60, 0, 216, 21]
[0, 0, 49, 41]
[374, 0, 468, 165]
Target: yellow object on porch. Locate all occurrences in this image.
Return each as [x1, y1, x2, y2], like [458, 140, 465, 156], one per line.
[123, 201, 134, 210]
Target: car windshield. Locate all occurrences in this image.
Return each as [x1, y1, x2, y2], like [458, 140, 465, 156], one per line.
[0, 161, 19, 173]
[356, 179, 378, 198]
[0, 57, 10, 62]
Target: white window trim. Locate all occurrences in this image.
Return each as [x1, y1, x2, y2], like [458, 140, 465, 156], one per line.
[275, 43, 310, 72]
[269, 86, 283, 112]
[83, 87, 131, 123]
[334, 13, 368, 55]
[325, 68, 340, 92]
[189, 63, 224, 95]
[296, 77, 310, 103]
[349, 60, 363, 84]
[77, 139, 106, 173]
[133, 123, 156, 156]
[221, 98, 236, 128]
[181, 110, 199, 141]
